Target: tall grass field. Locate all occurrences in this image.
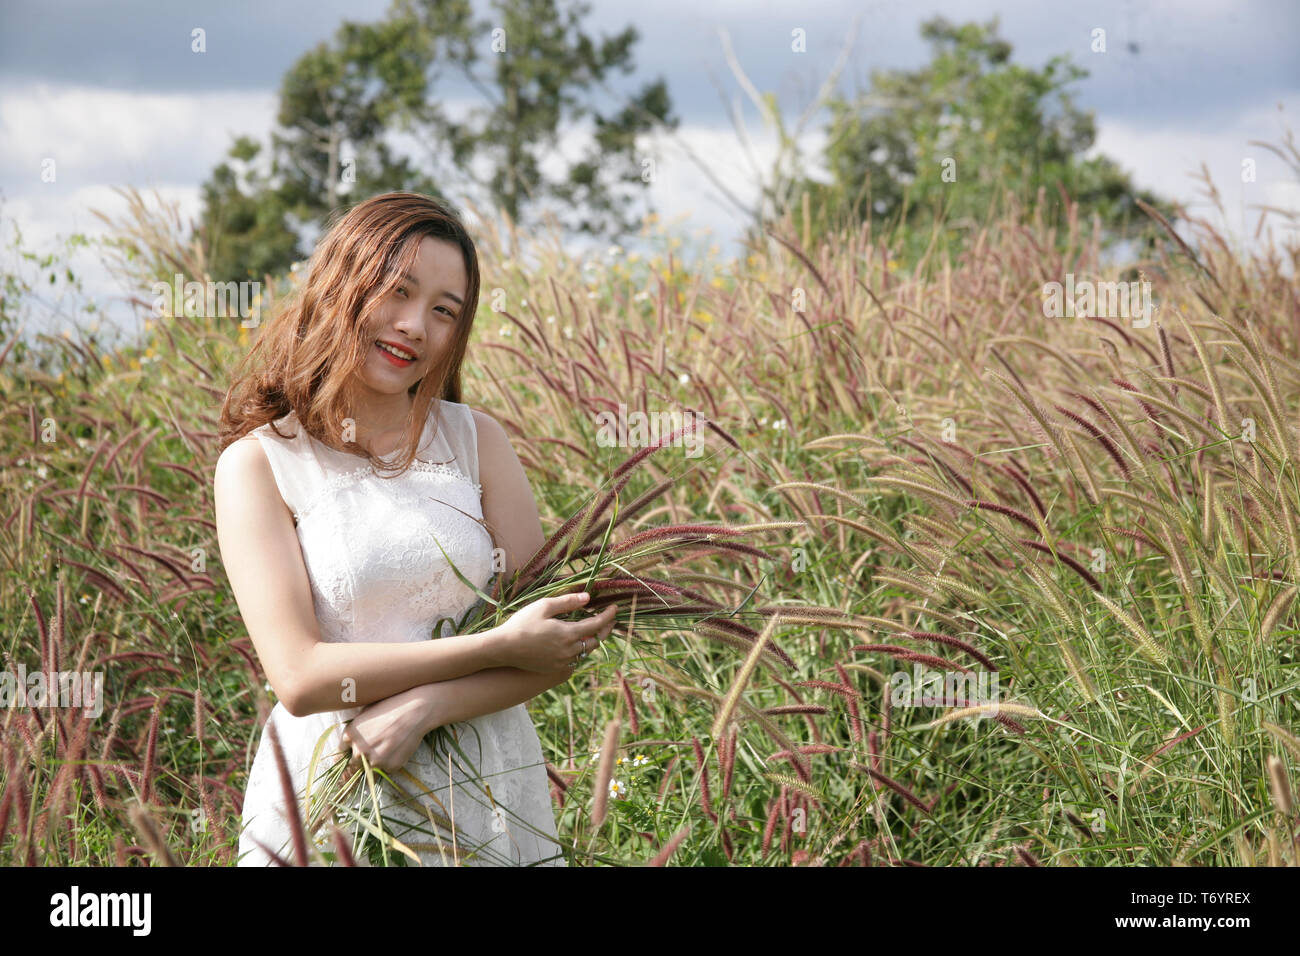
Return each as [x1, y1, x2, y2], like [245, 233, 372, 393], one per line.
[2, 181, 1298, 867]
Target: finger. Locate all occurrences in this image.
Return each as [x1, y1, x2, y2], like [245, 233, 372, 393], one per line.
[598, 604, 618, 635]
[346, 731, 369, 764]
[555, 591, 590, 613]
[598, 608, 618, 639]
[586, 605, 618, 640]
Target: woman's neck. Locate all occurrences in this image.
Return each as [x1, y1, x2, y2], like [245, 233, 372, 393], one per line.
[350, 393, 415, 434]
[349, 395, 419, 455]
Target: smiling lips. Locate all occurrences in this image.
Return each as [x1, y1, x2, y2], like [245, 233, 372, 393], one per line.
[375, 340, 417, 367]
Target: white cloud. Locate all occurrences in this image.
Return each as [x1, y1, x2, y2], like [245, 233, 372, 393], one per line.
[4, 71, 1297, 344]
[1088, 99, 1300, 252]
[0, 82, 277, 185]
[638, 120, 829, 249]
[2, 184, 204, 344]
[0, 83, 273, 341]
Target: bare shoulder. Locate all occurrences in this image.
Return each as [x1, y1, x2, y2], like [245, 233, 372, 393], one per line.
[468, 406, 506, 443]
[463, 407, 544, 562]
[214, 432, 276, 502]
[214, 431, 298, 534]
[466, 407, 530, 501]
[216, 432, 263, 476]
[217, 430, 267, 469]
[468, 406, 513, 462]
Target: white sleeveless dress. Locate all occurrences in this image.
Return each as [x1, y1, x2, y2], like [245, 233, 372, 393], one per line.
[236, 399, 566, 866]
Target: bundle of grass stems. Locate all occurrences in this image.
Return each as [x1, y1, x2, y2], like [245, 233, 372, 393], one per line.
[251, 415, 808, 866]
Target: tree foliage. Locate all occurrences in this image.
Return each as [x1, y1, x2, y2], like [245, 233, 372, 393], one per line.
[787, 16, 1172, 258]
[198, 0, 676, 282]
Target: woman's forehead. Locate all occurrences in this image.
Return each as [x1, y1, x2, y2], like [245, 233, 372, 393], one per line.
[406, 236, 466, 284]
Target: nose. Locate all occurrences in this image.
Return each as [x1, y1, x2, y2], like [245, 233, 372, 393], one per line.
[392, 302, 425, 342]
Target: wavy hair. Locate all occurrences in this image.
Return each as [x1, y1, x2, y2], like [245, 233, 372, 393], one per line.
[217, 192, 481, 476]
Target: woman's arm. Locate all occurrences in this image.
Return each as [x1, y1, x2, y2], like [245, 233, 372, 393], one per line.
[417, 666, 573, 734]
[215, 435, 513, 717]
[409, 410, 575, 729]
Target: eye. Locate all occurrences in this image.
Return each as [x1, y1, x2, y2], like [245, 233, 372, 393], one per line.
[395, 286, 409, 298]
[434, 306, 457, 319]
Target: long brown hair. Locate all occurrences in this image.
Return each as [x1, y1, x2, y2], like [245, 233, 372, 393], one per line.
[217, 192, 481, 475]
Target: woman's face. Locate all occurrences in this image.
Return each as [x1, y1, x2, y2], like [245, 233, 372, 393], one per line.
[354, 235, 467, 404]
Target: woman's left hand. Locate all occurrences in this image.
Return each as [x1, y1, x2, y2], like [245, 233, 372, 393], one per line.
[342, 684, 440, 772]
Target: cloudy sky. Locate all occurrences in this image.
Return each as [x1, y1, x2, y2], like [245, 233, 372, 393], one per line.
[2, 0, 1298, 341]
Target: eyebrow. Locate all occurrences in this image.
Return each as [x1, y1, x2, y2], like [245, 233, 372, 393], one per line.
[401, 272, 464, 305]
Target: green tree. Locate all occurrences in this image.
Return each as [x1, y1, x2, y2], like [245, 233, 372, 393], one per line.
[786, 16, 1170, 258]
[454, 0, 677, 235]
[198, 137, 302, 283]
[197, 0, 675, 283]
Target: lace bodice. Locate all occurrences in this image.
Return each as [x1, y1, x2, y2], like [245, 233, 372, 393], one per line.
[252, 399, 496, 645]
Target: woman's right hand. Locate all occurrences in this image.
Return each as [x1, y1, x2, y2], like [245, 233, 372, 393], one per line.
[494, 592, 618, 673]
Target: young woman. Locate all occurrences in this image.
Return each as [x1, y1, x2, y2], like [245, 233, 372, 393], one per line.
[214, 192, 617, 866]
